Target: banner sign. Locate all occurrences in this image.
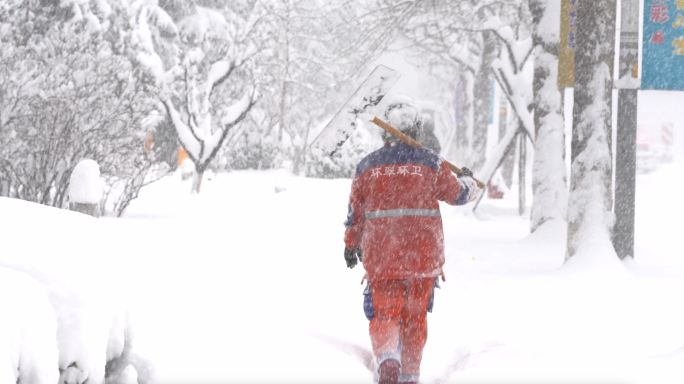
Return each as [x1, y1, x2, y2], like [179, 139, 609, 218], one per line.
[618, 0, 640, 81]
[642, 0, 684, 90]
[558, 0, 578, 87]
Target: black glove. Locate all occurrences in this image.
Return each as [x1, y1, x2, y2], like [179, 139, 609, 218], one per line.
[460, 167, 474, 178]
[344, 247, 363, 269]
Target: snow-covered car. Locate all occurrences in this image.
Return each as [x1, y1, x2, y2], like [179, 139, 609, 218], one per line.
[652, 144, 674, 163]
[636, 143, 657, 173]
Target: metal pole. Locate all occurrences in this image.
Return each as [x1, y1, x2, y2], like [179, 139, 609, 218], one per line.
[614, 0, 639, 259]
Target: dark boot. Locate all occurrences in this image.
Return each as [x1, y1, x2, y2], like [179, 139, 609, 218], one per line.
[378, 359, 400, 384]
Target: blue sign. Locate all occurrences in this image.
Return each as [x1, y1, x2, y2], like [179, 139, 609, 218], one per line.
[642, 0, 684, 90]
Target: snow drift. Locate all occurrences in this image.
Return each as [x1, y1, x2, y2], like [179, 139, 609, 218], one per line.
[0, 197, 149, 384]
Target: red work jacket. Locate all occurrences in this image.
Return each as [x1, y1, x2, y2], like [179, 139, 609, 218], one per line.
[344, 143, 474, 281]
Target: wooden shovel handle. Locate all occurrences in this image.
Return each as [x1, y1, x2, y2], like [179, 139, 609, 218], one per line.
[371, 117, 486, 189]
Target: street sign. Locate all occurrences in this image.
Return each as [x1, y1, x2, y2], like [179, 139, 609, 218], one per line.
[619, 0, 640, 82]
[642, 0, 684, 90]
[558, 0, 578, 87]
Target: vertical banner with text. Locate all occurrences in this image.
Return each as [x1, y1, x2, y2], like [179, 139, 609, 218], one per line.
[643, 0, 684, 90]
[558, 0, 578, 87]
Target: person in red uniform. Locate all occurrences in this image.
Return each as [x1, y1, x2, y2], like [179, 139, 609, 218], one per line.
[343, 97, 481, 384]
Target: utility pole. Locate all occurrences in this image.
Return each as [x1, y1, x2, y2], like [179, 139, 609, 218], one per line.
[614, 0, 640, 259]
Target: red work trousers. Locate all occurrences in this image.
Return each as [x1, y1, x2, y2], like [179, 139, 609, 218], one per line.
[369, 278, 433, 375]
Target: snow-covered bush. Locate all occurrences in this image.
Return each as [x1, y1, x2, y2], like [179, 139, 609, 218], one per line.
[131, 2, 259, 193]
[0, 198, 153, 384]
[0, 0, 176, 216]
[215, 126, 279, 171]
[0, 15, 163, 211]
[0, 267, 59, 384]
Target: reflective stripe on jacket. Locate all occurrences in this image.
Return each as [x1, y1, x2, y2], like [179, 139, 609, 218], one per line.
[344, 143, 474, 281]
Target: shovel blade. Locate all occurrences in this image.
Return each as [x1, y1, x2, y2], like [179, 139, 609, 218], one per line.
[310, 65, 400, 156]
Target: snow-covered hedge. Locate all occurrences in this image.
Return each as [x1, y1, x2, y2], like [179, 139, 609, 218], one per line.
[0, 198, 151, 384]
[0, 267, 59, 384]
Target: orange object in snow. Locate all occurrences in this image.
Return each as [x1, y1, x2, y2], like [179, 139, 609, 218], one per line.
[178, 148, 189, 167]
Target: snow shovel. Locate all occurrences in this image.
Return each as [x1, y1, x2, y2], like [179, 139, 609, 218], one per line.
[310, 65, 485, 189]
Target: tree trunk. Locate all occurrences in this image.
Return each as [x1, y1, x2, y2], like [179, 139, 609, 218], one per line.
[450, 71, 476, 166]
[448, 73, 470, 165]
[292, 123, 310, 176]
[472, 121, 520, 212]
[470, 31, 497, 172]
[529, 0, 568, 232]
[518, 133, 527, 216]
[278, 5, 291, 156]
[566, 0, 617, 260]
[192, 170, 204, 194]
[499, 97, 515, 188]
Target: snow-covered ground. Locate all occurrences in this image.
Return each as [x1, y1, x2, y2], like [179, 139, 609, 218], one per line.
[3, 158, 684, 383]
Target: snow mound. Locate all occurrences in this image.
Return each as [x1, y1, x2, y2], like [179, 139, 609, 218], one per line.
[558, 228, 630, 280]
[0, 197, 145, 384]
[69, 160, 102, 204]
[274, 168, 289, 193]
[521, 219, 567, 245]
[0, 266, 59, 384]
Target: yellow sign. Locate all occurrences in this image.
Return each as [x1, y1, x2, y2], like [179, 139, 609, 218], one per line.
[558, 0, 578, 87]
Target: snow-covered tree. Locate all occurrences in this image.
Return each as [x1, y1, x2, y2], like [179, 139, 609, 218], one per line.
[252, 0, 349, 175]
[131, 2, 259, 193]
[212, 0, 373, 178]
[0, 20, 160, 208]
[529, 0, 568, 232]
[566, 0, 616, 259]
[0, 1, 167, 215]
[352, 0, 499, 171]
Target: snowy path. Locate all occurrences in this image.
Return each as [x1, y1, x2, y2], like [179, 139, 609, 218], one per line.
[94, 160, 684, 383]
